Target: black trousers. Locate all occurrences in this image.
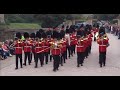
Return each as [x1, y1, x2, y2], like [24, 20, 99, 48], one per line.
[16, 54, 22, 68]
[73, 45, 76, 54]
[85, 47, 89, 58]
[53, 55, 60, 70]
[50, 55, 53, 61]
[60, 52, 66, 65]
[30, 52, 36, 62]
[88, 45, 92, 54]
[77, 52, 84, 65]
[44, 52, 49, 64]
[71, 45, 74, 56]
[94, 35, 96, 41]
[118, 32, 120, 39]
[67, 46, 71, 58]
[99, 52, 106, 66]
[24, 52, 31, 65]
[35, 53, 44, 67]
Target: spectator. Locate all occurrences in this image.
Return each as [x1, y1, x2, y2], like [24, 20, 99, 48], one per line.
[2, 42, 12, 58]
[8, 39, 15, 55]
[118, 27, 120, 39]
[0, 42, 7, 60]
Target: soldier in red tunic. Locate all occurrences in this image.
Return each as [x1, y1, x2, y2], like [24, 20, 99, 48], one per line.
[76, 36, 85, 67]
[14, 32, 23, 70]
[34, 31, 44, 68]
[50, 32, 61, 72]
[97, 27, 109, 67]
[23, 32, 32, 66]
[88, 31, 93, 54]
[42, 32, 50, 64]
[30, 33, 36, 62]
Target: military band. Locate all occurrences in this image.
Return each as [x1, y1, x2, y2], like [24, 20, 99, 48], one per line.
[13, 24, 109, 71]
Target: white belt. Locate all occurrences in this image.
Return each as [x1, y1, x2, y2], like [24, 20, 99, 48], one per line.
[35, 47, 42, 48]
[42, 46, 48, 47]
[77, 46, 84, 47]
[24, 46, 31, 48]
[15, 47, 22, 49]
[99, 45, 106, 46]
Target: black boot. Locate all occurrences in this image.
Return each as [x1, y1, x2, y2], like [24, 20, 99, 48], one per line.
[77, 64, 79, 67]
[53, 69, 56, 72]
[23, 63, 26, 66]
[81, 64, 83, 66]
[35, 66, 37, 68]
[100, 64, 102, 68]
[15, 67, 18, 70]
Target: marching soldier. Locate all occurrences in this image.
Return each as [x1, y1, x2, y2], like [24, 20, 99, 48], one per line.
[84, 34, 89, 58]
[76, 36, 85, 67]
[34, 31, 44, 68]
[62, 38, 67, 63]
[14, 32, 23, 70]
[50, 32, 61, 72]
[97, 27, 109, 67]
[42, 32, 50, 64]
[88, 31, 93, 54]
[30, 33, 36, 62]
[23, 32, 32, 66]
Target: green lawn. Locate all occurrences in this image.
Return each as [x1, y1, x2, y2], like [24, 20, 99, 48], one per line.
[8, 23, 41, 29]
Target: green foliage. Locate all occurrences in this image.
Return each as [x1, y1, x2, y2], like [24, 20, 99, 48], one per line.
[8, 23, 41, 29]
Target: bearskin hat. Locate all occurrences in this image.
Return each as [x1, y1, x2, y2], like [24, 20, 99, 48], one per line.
[16, 32, 22, 39]
[39, 29, 44, 33]
[66, 25, 69, 29]
[36, 31, 41, 39]
[62, 25, 64, 29]
[52, 30, 58, 39]
[30, 33, 35, 38]
[99, 27, 105, 35]
[65, 28, 69, 34]
[24, 32, 29, 39]
[41, 32, 47, 38]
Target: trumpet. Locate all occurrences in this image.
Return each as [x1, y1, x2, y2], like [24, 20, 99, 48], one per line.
[18, 39, 22, 43]
[50, 41, 62, 49]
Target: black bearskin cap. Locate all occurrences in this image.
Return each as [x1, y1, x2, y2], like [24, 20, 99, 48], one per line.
[99, 27, 105, 35]
[36, 31, 41, 39]
[66, 25, 69, 29]
[66, 28, 69, 34]
[39, 29, 44, 33]
[62, 25, 64, 28]
[16, 32, 22, 39]
[30, 33, 36, 38]
[24, 32, 29, 39]
[41, 32, 47, 38]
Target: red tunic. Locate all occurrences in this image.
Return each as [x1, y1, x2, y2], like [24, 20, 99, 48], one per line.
[97, 38, 109, 52]
[51, 48, 61, 55]
[42, 40, 50, 53]
[35, 42, 43, 53]
[76, 40, 85, 52]
[23, 41, 32, 52]
[14, 42, 23, 54]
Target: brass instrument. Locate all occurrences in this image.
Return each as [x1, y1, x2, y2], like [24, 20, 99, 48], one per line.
[50, 40, 62, 49]
[78, 37, 84, 44]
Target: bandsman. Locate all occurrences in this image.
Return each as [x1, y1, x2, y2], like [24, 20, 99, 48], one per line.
[14, 32, 23, 70]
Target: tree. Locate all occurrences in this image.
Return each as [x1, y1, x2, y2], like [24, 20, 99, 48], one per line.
[33, 14, 82, 28]
[93, 14, 119, 21]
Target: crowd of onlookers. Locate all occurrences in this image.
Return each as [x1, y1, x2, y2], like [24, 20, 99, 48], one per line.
[0, 39, 15, 60]
[104, 24, 120, 39]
